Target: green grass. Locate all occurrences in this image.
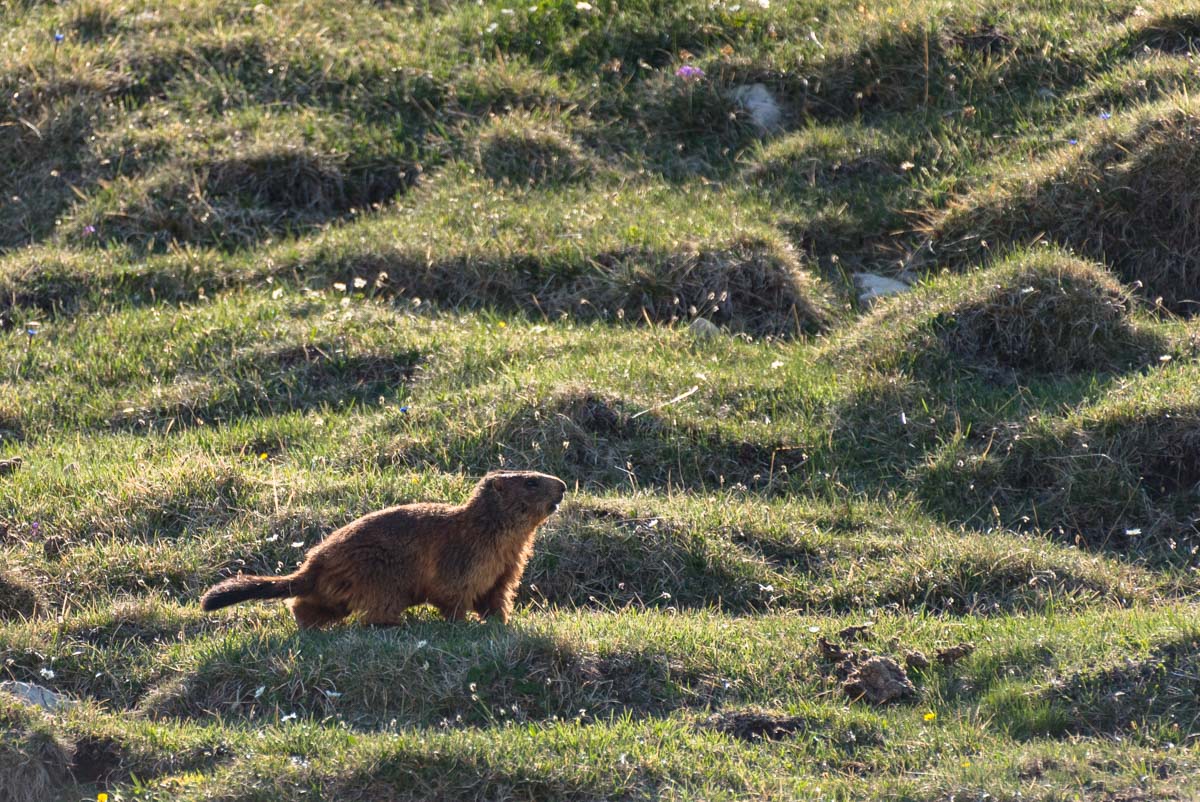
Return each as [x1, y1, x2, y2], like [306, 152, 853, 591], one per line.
[4, 0, 1200, 798]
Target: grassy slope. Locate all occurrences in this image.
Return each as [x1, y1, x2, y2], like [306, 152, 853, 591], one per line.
[3, 0, 1200, 799]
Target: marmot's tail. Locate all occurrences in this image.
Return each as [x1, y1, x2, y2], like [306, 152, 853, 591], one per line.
[200, 571, 313, 611]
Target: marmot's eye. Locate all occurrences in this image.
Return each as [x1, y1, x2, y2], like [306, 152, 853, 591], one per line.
[524, 478, 539, 489]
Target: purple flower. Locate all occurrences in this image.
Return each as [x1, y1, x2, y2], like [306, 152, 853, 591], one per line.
[1068, 138, 1078, 145]
[1099, 111, 1112, 120]
[54, 32, 63, 42]
[675, 64, 705, 81]
[83, 224, 96, 236]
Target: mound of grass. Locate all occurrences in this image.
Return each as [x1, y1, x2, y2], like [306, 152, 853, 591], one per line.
[923, 362, 1200, 554]
[828, 248, 1156, 377]
[0, 694, 73, 802]
[1042, 635, 1200, 739]
[475, 113, 592, 187]
[934, 96, 1200, 314]
[0, 572, 40, 621]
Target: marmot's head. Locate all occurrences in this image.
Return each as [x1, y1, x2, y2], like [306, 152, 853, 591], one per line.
[476, 470, 567, 526]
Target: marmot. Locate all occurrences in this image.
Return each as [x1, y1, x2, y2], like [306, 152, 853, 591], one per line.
[200, 471, 566, 628]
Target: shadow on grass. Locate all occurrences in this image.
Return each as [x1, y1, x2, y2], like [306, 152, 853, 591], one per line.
[135, 623, 723, 729]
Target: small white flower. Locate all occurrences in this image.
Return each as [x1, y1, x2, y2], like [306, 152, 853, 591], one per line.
[281, 712, 298, 722]
[333, 282, 347, 292]
[416, 640, 428, 649]
[291, 541, 305, 548]
[486, 22, 498, 32]
[254, 686, 266, 698]
[575, 1, 592, 9]
[770, 360, 784, 369]
[272, 287, 284, 299]
[39, 667, 54, 680]
[757, 0, 769, 7]
[353, 277, 367, 289]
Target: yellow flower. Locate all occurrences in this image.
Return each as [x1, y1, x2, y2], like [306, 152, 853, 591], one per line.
[98, 794, 109, 802]
[961, 759, 971, 768]
[259, 453, 268, 460]
[923, 711, 937, 722]
[497, 321, 507, 328]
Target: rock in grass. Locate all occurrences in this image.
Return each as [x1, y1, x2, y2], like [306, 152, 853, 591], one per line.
[0, 457, 21, 476]
[729, 84, 783, 132]
[843, 656, 916, 704]
[689, 317, 721, 338]
[0, 682, 75, 713]
[852, 272, 911, 306]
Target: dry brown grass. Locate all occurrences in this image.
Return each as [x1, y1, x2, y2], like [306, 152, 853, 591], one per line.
[933, 96, 1200, 314]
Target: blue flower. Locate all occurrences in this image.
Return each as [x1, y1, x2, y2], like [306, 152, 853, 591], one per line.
[54, 32, 64, 42]
[399, 406, 410, 413]
[1099, 111, 1112, 120]
[1068, 138, 1078, 145]
[25, 321, 40, 337]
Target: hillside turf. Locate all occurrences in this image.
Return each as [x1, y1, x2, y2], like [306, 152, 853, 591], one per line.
[4, 0, 1200, 799]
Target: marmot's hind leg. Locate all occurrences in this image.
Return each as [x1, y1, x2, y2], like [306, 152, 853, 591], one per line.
[289, 596, 350, 629]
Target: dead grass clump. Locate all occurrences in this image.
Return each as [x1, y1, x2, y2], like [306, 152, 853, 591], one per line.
[0, 571, 41, 621]
[0, 695, 73, 802]
[934, 99, 1200, 314]
[476, 114, 592, 187]
[530, 240, 828, 336]
[499, 387, 666, 482]
[706, 709, 810, 742]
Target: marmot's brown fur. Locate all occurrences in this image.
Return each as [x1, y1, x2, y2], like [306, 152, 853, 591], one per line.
[200, 471, 566, 628]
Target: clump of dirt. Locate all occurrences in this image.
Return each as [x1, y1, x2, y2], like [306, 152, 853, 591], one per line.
[905, 651, 931, 671]
[706, 710, 810, 742]
[936, 643, 975, 666]
[838, 623, 874, 642]
[843, 656, 917, 705]
[0, 457, 21, 475]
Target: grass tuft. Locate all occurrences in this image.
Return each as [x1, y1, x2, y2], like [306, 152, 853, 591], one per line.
[828, 247, 1157, 377]
[0, 694, 73, 802]
[0, 572, 41, 621]
[934, 95, 1200, 315]
[475, 113, 593, 187]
